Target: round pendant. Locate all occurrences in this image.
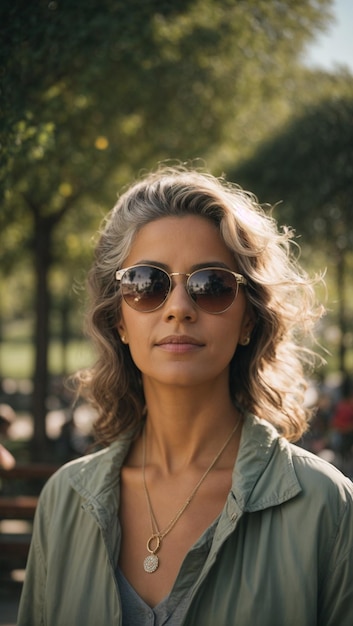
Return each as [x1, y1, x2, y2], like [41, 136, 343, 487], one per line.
[143, 554, 159, 573]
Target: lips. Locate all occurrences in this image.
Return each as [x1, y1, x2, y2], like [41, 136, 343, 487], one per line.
[156, 335, 204, 346]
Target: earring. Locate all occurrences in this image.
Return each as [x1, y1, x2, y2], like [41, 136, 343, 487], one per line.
[120, 335, 128, 344]
[240, 336, 250, 346]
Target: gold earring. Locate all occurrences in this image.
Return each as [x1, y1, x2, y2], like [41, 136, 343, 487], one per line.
[241, 336, 250, 346]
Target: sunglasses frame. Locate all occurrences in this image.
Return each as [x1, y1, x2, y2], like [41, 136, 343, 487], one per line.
[115, 264, 247, 314]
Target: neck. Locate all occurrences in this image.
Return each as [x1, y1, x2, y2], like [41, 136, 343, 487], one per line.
[140, 380, 242, 475]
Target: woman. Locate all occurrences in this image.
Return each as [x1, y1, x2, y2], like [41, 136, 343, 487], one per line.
[18, 166, 353, 625]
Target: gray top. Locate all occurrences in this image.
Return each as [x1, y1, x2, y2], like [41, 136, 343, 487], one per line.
[116, 521, 218, 625]
[117, 567, 179, 626]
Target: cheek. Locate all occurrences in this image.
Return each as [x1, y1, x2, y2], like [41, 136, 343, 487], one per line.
[119, 312, 151, 361]
[125, 332, 156, 378]
[213, 311, 248, 357]
[206, 319, 241, 359]
[117, 304, 138, 339]
[219, 329, 241, 361]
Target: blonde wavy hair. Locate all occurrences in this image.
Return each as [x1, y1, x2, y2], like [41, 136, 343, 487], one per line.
[75, 165, 324, 445]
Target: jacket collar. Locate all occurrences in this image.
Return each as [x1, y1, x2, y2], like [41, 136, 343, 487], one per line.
[67, 432, 133, 525]
[67, 413, 302, 516]
[232, 413, 302, 512]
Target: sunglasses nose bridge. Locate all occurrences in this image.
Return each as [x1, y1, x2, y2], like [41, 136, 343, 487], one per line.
[166, 271, 194, 302]
[168, 272, 189, 287]
[169, 272, 188, 278]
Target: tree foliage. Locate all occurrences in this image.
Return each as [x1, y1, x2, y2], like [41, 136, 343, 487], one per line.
[233, 91, 353, 239]
[1, 0, 334, 199]
[231, 91, 353, 379]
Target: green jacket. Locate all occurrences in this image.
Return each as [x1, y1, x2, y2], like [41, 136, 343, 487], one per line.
[18, 414, 353, 626]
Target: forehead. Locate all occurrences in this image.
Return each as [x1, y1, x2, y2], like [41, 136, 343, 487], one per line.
[124, 215, 236, 268]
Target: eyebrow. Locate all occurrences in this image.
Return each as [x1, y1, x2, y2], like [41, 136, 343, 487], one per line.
[131, 260, 233, 272]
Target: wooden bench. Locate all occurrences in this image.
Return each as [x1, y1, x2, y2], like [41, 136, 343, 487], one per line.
[0, 464, 60, 571]
[0, 495, 38, 520]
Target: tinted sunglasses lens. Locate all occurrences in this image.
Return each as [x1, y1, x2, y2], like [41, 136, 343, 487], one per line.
[188, 269, 237, 313]
[120, 266, 170, 311]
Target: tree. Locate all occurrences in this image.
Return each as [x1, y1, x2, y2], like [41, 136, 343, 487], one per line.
[0, 0, 334, 457]
[230, 92, 353, 380]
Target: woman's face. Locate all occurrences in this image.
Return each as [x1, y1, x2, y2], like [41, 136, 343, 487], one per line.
[118, 215, 254, 391]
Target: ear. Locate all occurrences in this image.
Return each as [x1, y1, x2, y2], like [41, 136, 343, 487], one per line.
[117, 320, 129, 344]
[239, 308, 256, 346]
[242, 313, 256, 335]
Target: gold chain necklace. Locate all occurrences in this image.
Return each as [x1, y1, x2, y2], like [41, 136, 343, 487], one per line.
[142, 419, 240, 573]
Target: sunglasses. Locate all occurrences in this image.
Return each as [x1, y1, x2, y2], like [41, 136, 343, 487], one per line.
[115, 264, 247, 314]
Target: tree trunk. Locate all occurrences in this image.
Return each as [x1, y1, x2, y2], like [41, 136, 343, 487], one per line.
[60, 297, 70, 376]
[31, 216, 52, 460]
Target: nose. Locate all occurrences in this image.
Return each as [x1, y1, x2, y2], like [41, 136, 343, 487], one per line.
[162, 275, 197, 322]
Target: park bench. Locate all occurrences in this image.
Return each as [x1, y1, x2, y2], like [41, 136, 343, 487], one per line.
[0, 463, 60, 573]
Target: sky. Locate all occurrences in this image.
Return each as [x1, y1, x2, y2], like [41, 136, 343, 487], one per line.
[305, 0, 353, 72]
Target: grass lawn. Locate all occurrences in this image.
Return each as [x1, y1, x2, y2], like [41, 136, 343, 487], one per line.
[0, 339, 94, 380]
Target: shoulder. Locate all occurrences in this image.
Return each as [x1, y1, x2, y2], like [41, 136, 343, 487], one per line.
[44, 446, 110, 488]
[286, 443, 353, 527]
[40, 436, 132, 508]
[239, 414, 353, 515]
[289, 442, 353, 495]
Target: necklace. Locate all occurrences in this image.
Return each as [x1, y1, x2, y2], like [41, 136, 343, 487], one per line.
[142, 418, 240, 573]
